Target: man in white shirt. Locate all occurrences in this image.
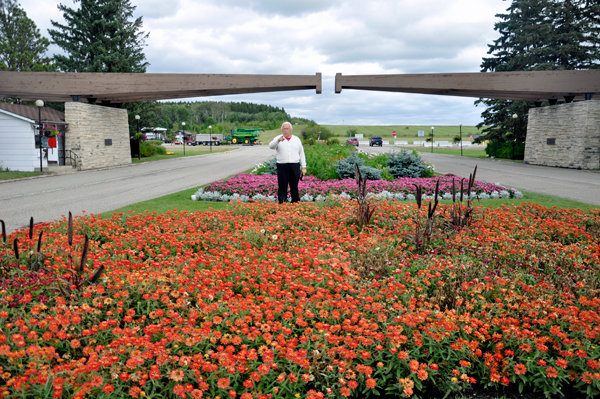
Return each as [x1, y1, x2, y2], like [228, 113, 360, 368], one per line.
[269, 122, 307, 203]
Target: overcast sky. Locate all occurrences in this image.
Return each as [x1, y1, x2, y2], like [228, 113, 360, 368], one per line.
[19, 0, 509, 126]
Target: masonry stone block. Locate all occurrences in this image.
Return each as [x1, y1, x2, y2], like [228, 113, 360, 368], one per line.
[524, 101, 600, 170]
[64, 103, 131, 171]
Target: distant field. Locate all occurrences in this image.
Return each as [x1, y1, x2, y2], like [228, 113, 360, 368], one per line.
[323, 125, 482, 143]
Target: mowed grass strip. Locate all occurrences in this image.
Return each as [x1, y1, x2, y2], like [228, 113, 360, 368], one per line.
[101, 187, 600, 220]
[0, 171, 52, 180]
[414, 147, 488, 158]
[131, 144, 236, 163]
[323, 124, 483, 143]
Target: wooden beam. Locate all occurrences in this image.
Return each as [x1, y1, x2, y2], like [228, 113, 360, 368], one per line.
[0, 72, 322, 103]
[335, 70, 600, 102]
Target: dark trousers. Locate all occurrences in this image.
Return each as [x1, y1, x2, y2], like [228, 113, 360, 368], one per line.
[276, 162, 301, 203]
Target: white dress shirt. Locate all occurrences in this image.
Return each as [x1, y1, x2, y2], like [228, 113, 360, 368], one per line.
[269, 135, 307, 168]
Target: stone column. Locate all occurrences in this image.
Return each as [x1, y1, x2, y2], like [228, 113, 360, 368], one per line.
[64, 102, 132, 171]
[524, 101, 600, 170]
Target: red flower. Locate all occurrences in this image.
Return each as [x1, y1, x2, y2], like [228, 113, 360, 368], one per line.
[546, 367, 558, 378]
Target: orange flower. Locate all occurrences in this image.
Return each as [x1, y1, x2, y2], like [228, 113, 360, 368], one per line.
[170, 369, 185, 382]
[514, 364, 527, 375]
[366, 378, 376, 388]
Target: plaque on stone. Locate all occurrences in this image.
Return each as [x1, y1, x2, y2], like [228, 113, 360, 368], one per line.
[547, 138, 556, 145]
[105, 139, 113, 146]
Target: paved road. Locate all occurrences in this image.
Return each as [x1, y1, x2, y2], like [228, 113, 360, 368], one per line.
[360, 145, 600, 206]
[1, 146, 274, 233]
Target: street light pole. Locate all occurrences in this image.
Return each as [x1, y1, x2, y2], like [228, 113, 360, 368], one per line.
[209, 125, 212, 153]
[459, 124, 463, 156]
[512, 114, 518, 160]
[182, 122, 186, 156]
[431, 127, 434, 153]
[35, 100, 44, 172]
[135, 115, 141, 160]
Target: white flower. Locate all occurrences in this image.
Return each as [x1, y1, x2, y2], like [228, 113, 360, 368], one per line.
[272, 234, 278, 240]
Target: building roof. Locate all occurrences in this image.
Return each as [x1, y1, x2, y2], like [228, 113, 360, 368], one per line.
[0, 103, 66, 123]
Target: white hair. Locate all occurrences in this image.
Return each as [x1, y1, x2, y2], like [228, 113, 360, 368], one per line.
[281, 121, 293, 130]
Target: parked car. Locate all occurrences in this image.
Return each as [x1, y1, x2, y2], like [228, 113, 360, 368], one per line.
[369, 135, 383, 146]
[346, 137, 359, 146]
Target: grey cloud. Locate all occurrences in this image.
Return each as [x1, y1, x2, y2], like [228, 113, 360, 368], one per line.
[133, 0, 182, 19]
[200, 0, 344, 16]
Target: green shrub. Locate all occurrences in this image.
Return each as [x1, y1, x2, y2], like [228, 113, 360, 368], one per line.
[485, 140, 525, 160]
[254, 158, 278, 175]
[305, 143, 351, 180]
[335, 154, 382, 180]
[301, 122, 333, 141]
[387, 150, 428, 178]
[326, 137, 339, 145]
[140, 141, 166, 157]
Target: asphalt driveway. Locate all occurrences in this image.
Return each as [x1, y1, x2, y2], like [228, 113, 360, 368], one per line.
[0, 145, 274, 233]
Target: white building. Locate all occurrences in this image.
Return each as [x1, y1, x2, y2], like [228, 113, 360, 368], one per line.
[0, 103, 67, 172]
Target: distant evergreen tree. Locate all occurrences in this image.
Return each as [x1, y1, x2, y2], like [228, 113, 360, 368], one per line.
[0, 0, 53, 71]
[475, 0, 600, 150]
[48, 0, 149, 72]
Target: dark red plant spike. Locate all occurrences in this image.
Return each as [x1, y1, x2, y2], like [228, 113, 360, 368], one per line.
[13, 238, 19, 260]
[452, 178, 456, 202]
[68, 212, 73, 247]
[414, 184, 422, 209]
[37, 231, 43, 253]
[1, 219, 5, 243]
[80, 234, 89, 273]
[460, 179, 465, 202]
[29, 217, 34, 240]
[90, 265, 105, 284]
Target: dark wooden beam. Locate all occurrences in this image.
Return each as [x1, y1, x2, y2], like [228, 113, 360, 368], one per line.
[0, 72, 322, 103]
[335, 70, 600, 102]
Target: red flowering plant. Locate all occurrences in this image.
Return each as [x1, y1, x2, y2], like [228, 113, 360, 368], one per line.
[0, 203, 599, 399]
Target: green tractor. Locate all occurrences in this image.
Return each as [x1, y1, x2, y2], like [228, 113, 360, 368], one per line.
[225, 128, 264, 144]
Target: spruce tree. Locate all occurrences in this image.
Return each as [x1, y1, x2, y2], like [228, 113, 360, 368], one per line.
[0, 0, 53, 71]
[475, 0, 600, 155]
[48, 0, 149, 73]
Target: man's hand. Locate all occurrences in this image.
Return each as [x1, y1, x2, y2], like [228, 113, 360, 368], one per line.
[278, 136, 286, 142]
[301, 168, 307, 176]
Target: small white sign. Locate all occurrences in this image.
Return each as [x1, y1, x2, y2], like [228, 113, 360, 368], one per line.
[418, 130, 425, 137]
[355, 134, 364, 139]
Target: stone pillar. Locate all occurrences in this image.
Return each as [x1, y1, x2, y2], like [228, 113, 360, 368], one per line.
[64, 102, 132, 171]
[524, 101, 600, 169]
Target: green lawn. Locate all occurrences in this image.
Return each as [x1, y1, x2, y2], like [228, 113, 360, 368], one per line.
[323, 124, 482, 143]
[131, 145, 236, 163]
[0, 170, 52, 180]
[100, 187, 599, 220]
[414, 147, 488, 158]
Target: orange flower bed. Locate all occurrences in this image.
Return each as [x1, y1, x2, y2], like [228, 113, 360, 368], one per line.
[0, 202, 599, 398]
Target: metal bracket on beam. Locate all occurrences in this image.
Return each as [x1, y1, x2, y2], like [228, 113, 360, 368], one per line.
[87, 98, 97, 104]
[534, 102, 542, 107]
[548, 99, 558, 105]
[70, 95, 81, 102]
[584, 93, 594, 100]
[564, 96, 575, 103]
